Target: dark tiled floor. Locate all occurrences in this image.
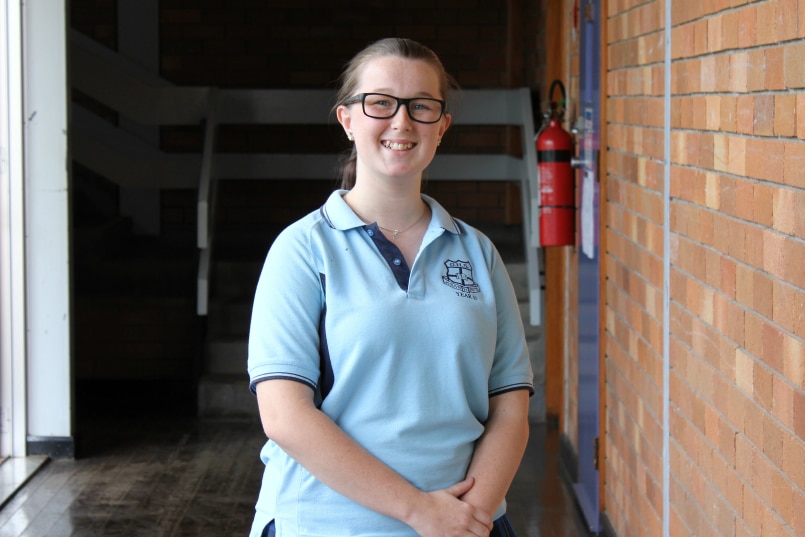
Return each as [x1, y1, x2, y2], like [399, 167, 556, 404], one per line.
[0, 414, 589, 537]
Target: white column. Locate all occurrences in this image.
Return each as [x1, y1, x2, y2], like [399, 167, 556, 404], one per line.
[24, 0, 73, 454]
[0, 0, 28, 457]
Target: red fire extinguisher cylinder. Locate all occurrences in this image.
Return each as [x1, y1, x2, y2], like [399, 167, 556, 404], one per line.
[537, 115, 575, 247]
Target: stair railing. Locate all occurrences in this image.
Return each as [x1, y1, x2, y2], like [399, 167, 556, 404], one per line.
[70, 31, 544, 325]
[197, 89, 219, 315]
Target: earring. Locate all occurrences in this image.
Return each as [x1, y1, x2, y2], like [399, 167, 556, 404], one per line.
[437, 138, 442, 146]
[347, 131, 354, 141]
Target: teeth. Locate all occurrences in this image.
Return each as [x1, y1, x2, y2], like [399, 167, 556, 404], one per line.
[383, 141, 414, 150]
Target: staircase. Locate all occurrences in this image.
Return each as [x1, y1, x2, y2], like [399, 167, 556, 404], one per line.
[196, 223, 546, 421]
[69, 30, 545, 420]
[197, 234, 267, 417]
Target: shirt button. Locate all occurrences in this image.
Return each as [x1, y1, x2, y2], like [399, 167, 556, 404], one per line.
[367, 229, 375, 237]
[393, 258, 402, 266]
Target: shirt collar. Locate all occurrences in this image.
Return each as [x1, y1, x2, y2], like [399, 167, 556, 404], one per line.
[321, 190, 461, 235]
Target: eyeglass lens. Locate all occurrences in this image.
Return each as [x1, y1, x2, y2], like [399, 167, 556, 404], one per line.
[361, 93, 443, 123]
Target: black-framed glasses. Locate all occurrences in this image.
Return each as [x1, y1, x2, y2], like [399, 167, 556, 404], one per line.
[343, 93, 446, 124]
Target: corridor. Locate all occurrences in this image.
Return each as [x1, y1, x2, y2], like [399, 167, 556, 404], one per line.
[0, 412, 590, 536]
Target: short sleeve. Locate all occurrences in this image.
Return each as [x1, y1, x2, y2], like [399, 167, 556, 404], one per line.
[248, 222, 325, 393]
[488, 248, 534, 397]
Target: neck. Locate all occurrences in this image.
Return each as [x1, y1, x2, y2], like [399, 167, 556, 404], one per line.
[345, 180, 424, 221]
[343, 188, 427, 234]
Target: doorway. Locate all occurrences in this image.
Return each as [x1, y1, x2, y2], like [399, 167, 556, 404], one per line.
[572, 0, 602, 533]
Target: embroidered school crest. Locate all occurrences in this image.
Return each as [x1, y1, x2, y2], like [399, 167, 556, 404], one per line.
[442, 259, 481, 294]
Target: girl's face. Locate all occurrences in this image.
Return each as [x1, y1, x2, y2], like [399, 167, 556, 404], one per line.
[337, 56, 451, 185]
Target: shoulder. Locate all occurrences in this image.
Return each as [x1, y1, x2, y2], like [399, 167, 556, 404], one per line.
[266, 193, 345, 259]
[447, 217, 501, 265]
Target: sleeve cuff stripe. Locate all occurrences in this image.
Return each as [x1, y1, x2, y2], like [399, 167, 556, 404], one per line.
[249, 373, 317, 394]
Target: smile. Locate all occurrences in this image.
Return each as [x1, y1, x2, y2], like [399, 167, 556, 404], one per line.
[382, 141, 415, 151]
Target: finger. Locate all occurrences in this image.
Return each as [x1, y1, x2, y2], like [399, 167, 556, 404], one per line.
[469, 518, 493, 537]
[444, 477, 475, 498]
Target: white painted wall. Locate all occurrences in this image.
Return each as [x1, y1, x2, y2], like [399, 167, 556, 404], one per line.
[24, 0, 72, 442]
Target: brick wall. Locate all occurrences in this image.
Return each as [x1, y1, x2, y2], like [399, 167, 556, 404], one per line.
[159, 0, 513, 89]
[606, 1, 805, 536]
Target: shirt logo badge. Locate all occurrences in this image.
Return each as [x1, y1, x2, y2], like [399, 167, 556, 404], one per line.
[442, 259, 481, 294]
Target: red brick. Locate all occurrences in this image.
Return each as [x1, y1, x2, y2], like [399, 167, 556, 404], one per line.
[765, 46, 786, 90]
[785, 140, 805, 187]
[742, 482, 764, 535]
[737, 95, 755, 134]
[751, 271, 773, 319]
[736, 348, 755, 394]
[756, 1, 777, 45]
[762, 321, 786, 374]
[754, 365, 774, 411]
[744, 313, 765, 359]
[783, 431, 805, 489]
[801, 0, 805, 37]
[730, 53, 749, 92]
[778, 0, 799, 41]
[795, 387, 805, 441]
[794, 489, 805, 536]
[721, 95, 738, 131]
[782, 335, 805, 389]
[708, 12, 724, 52]
[753, 94, 775, 135]
[772, 374, 795, 429]
[774, 93, 797, 136]
[753, 183, 775, 227]
[783, 238, 805, 290]
[746, 138, 785, 183]
[785, 41, 805, 88]
[774, 188, 805, 237]
[739, 5, 757, 47]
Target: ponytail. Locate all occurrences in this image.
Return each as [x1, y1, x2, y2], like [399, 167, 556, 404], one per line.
[339, 147, 358, 190]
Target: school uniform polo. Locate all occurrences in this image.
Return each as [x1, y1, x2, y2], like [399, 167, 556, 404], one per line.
[248, 190, 533, 537]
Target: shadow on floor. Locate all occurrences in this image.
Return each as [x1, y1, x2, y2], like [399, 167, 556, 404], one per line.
[0, 382, 592, 536]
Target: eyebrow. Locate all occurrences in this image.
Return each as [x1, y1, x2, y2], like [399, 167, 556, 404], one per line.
[369, 89, 440, 99]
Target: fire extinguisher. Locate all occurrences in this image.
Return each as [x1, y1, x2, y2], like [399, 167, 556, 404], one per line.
[537, 80, 575, 247]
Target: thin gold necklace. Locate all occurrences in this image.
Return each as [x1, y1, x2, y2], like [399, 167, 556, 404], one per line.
[355, 205, 428, 240]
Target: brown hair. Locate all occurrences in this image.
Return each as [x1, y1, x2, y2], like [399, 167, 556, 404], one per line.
[333, 38, 458, 190]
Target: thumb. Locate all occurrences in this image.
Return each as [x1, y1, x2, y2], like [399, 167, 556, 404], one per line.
[444, 476, 475, 498]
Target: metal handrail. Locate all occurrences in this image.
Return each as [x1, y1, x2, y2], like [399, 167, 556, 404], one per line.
[197, 89, 219, 315]
[70, 31, 543, 324]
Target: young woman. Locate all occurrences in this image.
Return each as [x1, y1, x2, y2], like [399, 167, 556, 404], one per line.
[248, 38, 533, 537]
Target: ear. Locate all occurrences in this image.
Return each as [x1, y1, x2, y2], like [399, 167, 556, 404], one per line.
[438, 113, 452, 138]
[336, 105, 352, 135]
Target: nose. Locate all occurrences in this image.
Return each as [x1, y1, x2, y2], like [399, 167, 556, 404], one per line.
[390, 102, 414, 128]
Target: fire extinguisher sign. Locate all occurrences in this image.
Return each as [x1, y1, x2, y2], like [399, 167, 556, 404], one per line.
[581, 170, 595, 260]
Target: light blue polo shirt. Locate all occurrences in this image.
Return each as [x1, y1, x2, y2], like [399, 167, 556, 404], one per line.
[248, 190, 533, 537]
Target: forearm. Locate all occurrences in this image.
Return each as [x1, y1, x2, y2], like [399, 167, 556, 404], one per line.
[255, 380, 492, 536]
[256, 380, 424, 524]
[461, 390, 531, 517]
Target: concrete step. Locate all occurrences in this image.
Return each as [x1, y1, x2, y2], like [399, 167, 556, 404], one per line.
[211, 259, 263, 301]
[204, 337, 247, 375]
[198, 252, 547, 422]
[207, 299, 252, 338]
[197, 374, 258, 418]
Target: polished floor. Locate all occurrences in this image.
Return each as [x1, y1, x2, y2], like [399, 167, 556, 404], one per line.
[0, 412, 591, 537]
